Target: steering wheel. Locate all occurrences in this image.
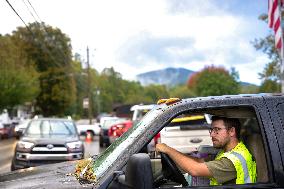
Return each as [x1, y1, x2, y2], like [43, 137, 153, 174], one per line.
[160, 152, 188, 187]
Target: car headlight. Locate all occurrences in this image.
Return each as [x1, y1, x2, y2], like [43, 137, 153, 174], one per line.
[66, 141, 83, 149]
[18, 141, 34, 149]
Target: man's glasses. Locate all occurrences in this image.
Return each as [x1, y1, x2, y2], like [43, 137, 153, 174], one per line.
[208, 127, 227, 134]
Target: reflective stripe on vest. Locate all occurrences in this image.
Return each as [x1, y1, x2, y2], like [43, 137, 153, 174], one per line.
[231, 151, 251, 183]
[210, 141, 257, 185]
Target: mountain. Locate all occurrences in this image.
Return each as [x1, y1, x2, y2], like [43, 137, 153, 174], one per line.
[136, 67, 194, 87]
[136, 67, 258, 87]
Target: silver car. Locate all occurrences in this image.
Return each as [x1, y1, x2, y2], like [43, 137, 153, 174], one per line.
[11, 117, 84, 171]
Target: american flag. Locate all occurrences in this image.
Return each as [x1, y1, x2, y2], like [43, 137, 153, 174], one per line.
[268, 0, 284, 56]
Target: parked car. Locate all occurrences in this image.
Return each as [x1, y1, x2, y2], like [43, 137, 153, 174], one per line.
[14, 119, 31, 139]
[99, 117, 127, 147]
[160, 114, 212, 153]
[76, 119, 101, 139]
[1, 94, 284, 188]
[0, 109, 14, 139]
[0, 122, 15, 139]
[108, 120, 133, 144]
[11, 117, 84, 171]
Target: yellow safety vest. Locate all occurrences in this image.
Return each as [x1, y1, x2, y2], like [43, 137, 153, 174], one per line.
[210, 141, 257, 185]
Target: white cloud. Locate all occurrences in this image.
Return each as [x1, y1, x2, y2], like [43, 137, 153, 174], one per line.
[0, 0, 269, 85]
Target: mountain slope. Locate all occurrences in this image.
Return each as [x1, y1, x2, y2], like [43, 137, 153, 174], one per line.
[136, 67, 258, 87]
[136, 67, 194, 86]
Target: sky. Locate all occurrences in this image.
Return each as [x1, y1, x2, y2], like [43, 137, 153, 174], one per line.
[0, 0, 271, 85]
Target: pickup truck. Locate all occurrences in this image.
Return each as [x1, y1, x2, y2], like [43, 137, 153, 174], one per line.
[76, 119, 101, 139]
[0, 94, 284, 188]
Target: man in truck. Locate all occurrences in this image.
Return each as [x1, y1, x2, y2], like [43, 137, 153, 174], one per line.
[156, 116, 257, 185]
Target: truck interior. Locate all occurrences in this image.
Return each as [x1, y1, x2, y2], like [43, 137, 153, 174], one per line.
[108, 105, 269, 189]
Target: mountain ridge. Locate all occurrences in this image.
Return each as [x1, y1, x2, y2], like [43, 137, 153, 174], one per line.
[136, 67, 257, 87]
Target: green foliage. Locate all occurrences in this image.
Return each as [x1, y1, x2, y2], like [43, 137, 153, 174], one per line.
[0, 35, 39, 111]
[144, 84, 170, 102]
[11, 22, 76, 116]
[169, 85, 195, 98]
[70, 59, 88, 116]
[259, 79, 280, 93]
[187, 65, 240, 96]
[97, 67, 124, 113]
[240, 85, 259, 94]
[253, 13, 282, 91]
[120, 80, 146, 104]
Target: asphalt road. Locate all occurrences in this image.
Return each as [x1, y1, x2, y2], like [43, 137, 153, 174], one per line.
[0, 136, 105, 175]
[0, 138, 17, 174]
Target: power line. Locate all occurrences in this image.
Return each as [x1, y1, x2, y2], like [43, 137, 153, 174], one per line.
[22, 0, 74, 70]
[5, 0, 33, 34]
[6, 0, 74, 74]
[22, 0, 37, 23]
[21, 0, 66, 68]
[26, 0, 43, 22]
[5, 0, 85, 88]
[5, 0, 59, 67]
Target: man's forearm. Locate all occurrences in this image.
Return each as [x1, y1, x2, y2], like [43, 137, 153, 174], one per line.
[164, 145, 201, 174]
[157, 143, 211, 177]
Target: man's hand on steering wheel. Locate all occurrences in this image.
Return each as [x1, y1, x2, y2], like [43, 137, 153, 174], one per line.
[156, 143, 188, 186]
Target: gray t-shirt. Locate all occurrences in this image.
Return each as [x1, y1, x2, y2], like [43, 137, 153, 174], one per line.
[205, 157, 236, 184]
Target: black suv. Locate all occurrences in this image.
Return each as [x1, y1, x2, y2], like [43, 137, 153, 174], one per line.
[11, 118, 84, 170]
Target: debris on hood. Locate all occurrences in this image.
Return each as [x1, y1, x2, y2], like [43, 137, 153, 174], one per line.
[71, 158, 97, 185]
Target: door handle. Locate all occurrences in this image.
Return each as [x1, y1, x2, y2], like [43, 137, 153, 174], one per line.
[190, 138, 202, 143]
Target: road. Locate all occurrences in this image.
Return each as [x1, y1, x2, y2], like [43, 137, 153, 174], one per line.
[0, 138, 17, 174]
[0, 136, 105, 175]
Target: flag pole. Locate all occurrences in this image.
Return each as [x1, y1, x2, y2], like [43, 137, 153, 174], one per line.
[281, 53, 284, 93]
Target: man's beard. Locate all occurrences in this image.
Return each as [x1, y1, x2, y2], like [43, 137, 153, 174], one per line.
[212, 137, 230, 149]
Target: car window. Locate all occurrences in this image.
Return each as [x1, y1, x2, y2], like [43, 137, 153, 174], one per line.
[102, 118, 126, 129]
[25, 120, 41, 134]
[25, 120, 76, 135]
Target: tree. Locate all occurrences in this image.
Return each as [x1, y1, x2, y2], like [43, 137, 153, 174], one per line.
[259, 79, 280, 93]
[97, 67, 124, 113]
[11, 22, 76, 116]
[69, 57, 88, 118]
[120, 80, 148, 104]
[240, 85, 259, 94]
[169, 85, 195, 99]
[253, 14, 281, 92]
[144, 84, 170, 103]
[0, 35, 39, 111]
[187, 65, 240, 96]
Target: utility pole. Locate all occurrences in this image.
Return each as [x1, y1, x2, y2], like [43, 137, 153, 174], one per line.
[96, 90, 100, 115]
[86, 46, 93, 124]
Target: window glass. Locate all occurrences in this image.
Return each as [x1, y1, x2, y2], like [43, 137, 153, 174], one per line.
[25, 120, 41, 134]
[25, 119, 76, 135]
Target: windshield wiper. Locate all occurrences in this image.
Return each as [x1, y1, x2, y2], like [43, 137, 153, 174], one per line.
[49, 121, 53, 135]
[62, 122, 73, 135]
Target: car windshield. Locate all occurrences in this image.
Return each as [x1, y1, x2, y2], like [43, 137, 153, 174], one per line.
[25, 120, 77, 136]
[90, 106, 160, 179]
[102, 118, 126, 129]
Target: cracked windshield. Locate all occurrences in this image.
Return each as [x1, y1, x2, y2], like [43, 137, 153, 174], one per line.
[0, 0, 280, 188]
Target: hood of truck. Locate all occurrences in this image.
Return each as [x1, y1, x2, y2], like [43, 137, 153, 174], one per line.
[21, 135, 79, 145]
[0, 161, 95, 189]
